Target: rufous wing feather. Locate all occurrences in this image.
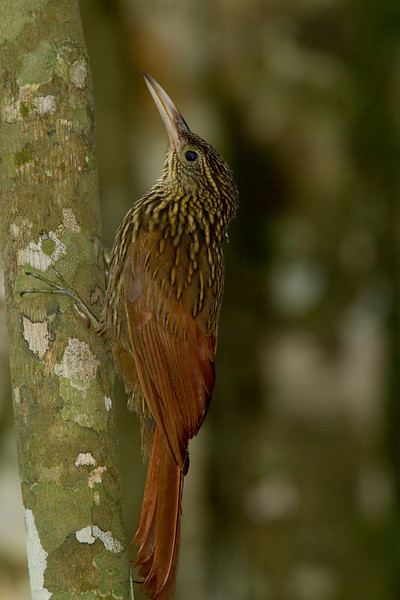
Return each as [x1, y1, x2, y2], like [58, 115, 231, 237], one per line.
[124, 234, 216, 599]
[123, 236, 216, 470]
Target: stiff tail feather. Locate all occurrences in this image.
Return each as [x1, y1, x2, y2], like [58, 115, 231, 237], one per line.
[133, 427, 184, 599]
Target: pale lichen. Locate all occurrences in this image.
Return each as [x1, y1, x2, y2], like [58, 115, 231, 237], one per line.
[24, 509, 52, 600]
[57, 118, 75, 132]
[92, 526, 123, 553]
[22, 316, 50, 360]
[54, 338, 99, 386]
[69, 59, 87, 89]
[56, 339, 107, 431]
[13, 386, 21, 407]
[75, 526, 95, 545]
[2, 97, 22, 123]
[88, 466, 107, 489]
[18, 231, 66, 271]
[75, 526, 123, 554]
[9, 223, 20, 238]
[62, 208, 81, 233]
[1, 84, 39, 124]
[75, 452, 96, 468]
[9, 217, 32, 240]
[37, 95, 57, 116]
[104, 396, 112, 411]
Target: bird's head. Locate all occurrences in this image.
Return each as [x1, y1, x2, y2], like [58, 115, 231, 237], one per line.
[144, 73, 238, 223]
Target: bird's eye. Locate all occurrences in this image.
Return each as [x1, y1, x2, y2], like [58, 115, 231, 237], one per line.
[185, 150, 198, 162]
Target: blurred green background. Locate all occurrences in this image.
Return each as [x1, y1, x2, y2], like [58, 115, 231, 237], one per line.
[1, 0, 400, 598]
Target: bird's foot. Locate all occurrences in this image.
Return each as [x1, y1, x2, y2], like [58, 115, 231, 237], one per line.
[21, 266, 100, 330]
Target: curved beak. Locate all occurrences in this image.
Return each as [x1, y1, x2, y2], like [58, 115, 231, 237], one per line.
[143, 72, 191, 151]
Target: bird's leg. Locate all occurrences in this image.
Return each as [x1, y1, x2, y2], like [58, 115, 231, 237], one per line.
[21, 266, 100, 330]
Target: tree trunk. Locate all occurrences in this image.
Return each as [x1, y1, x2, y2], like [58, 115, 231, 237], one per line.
[0, 1, 130, 598]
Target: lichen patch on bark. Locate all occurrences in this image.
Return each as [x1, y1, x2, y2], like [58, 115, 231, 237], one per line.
[22, 316, 51, 359]
[75, 452, 96, 468]
[62, 208, 81, 233]
[13, 386, 21, 407]
[2, 97, 21, 123]
[18, 231, 66, 271]
[75, 526, 96, 545]
[88, 466, 107, 488]
[10, 223, 20, 238]
[76, 526, 123, 554]
[37, 95, 57, 116]
[24, 508, 52, 600]
[92, 526, 124, 553]
[69, 59, 87, 89]
[55, 337, 99, 383]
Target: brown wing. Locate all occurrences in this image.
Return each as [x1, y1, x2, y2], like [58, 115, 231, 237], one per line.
[123, 231, 216, 471]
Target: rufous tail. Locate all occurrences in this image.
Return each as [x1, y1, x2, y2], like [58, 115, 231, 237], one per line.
[133, 427, 184, 600]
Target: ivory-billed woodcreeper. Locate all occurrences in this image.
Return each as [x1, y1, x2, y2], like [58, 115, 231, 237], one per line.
[99, 74, 238, 599]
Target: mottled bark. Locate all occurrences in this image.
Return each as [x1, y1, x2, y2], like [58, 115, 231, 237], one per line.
[0, 1, 129, 598]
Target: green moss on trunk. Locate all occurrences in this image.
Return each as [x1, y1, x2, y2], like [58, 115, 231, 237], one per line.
[0, 1, 129, 597]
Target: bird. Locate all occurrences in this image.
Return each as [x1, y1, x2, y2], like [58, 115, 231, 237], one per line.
[98, 73, 238, 600]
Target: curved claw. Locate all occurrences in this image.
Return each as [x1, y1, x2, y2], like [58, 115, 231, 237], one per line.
[21, 268, 100, 330]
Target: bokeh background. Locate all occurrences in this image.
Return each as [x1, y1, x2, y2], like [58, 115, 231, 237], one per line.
[1, 0, 400, 598]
